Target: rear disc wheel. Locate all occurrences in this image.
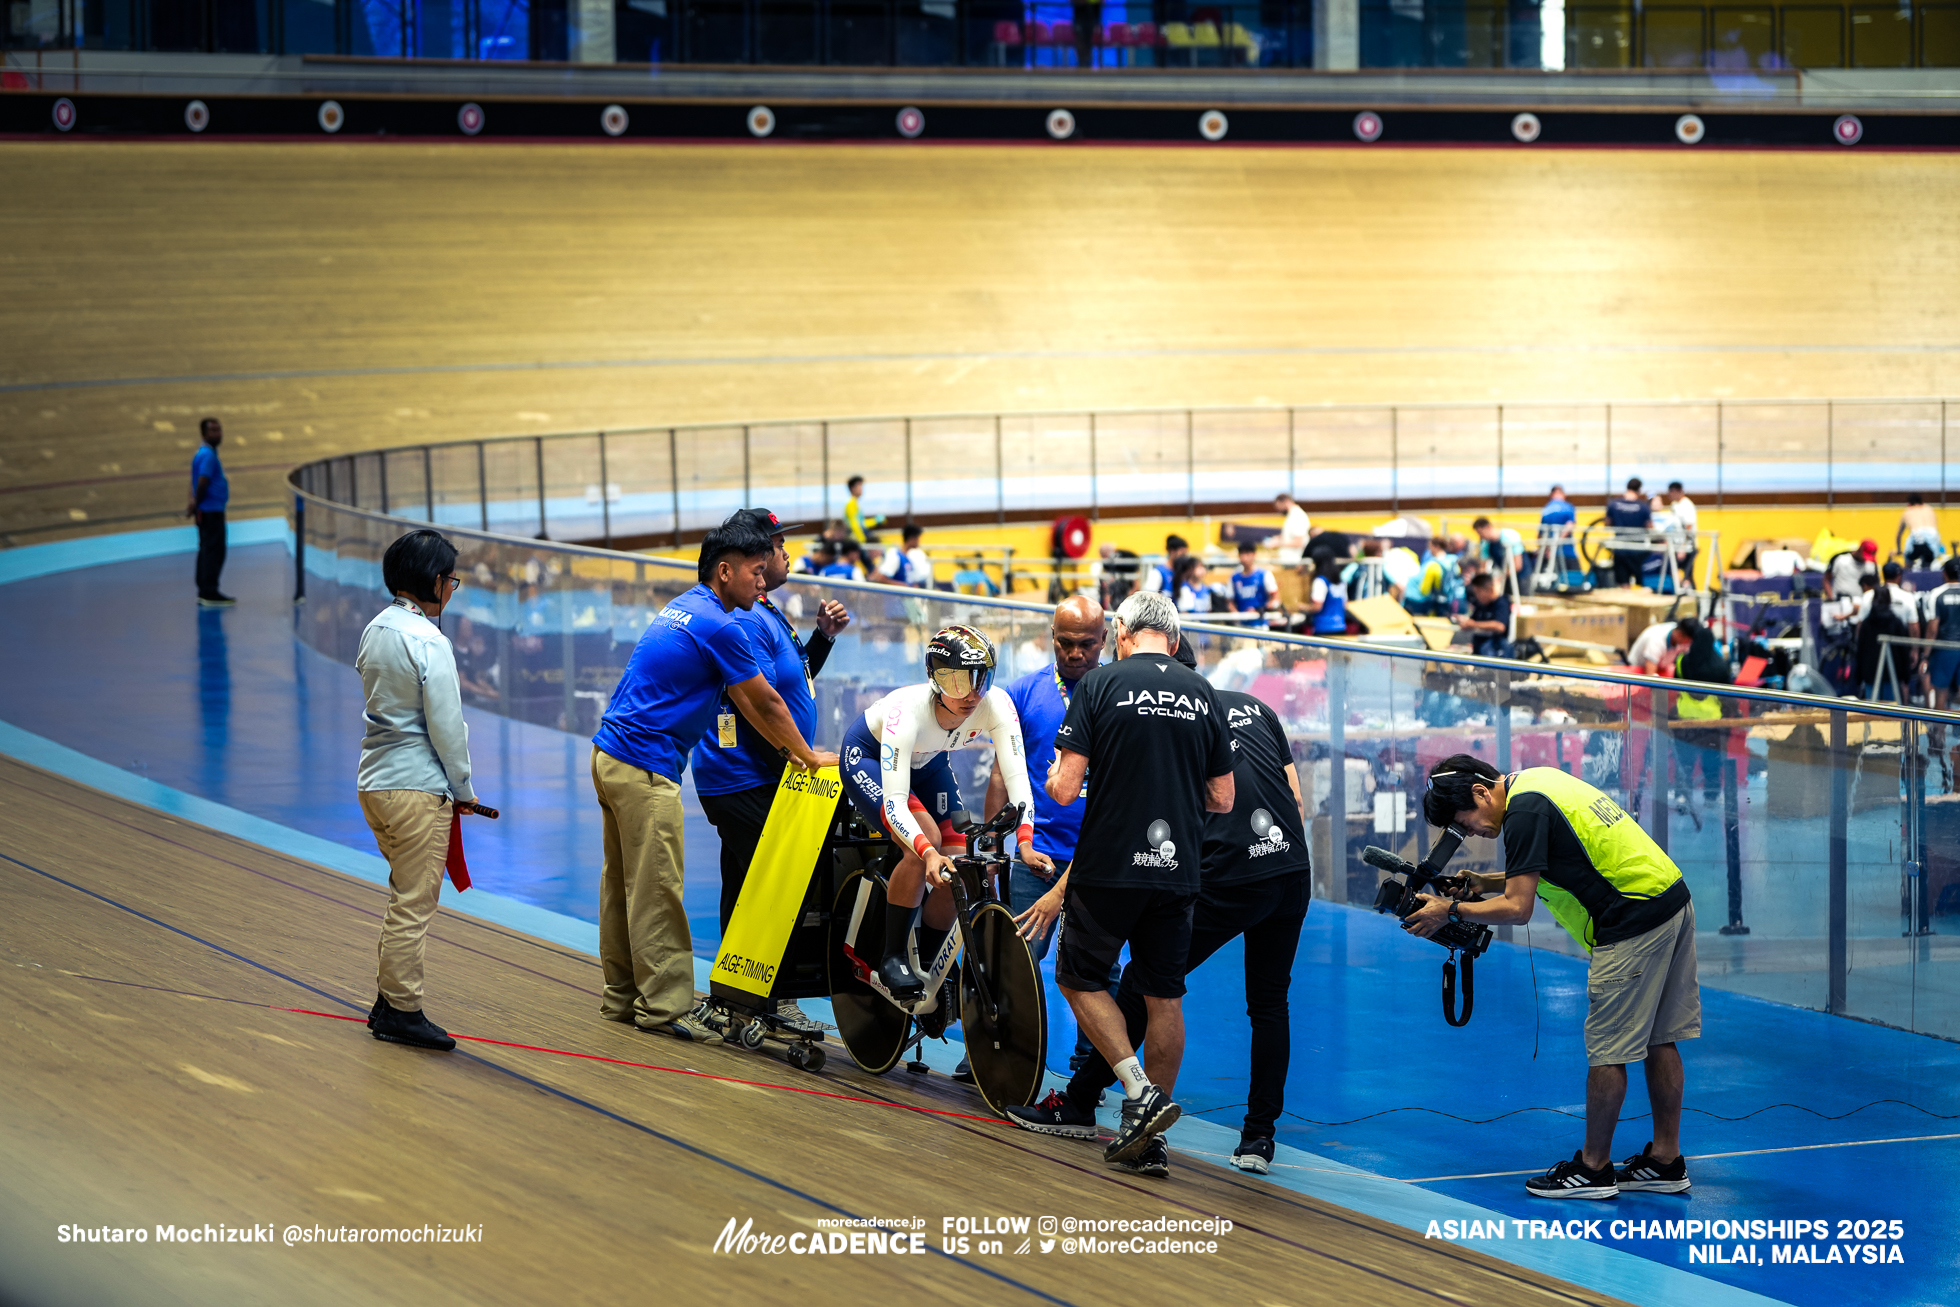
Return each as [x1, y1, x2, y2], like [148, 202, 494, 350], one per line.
[959, 901, 1047, 1115]
[827, 869, 911, 1075]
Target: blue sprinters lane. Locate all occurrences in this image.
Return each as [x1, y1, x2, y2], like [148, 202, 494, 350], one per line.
[3, 543, 1956, 1307]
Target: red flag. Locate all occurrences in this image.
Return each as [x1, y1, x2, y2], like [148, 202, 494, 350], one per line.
[445, 808, 472, 892]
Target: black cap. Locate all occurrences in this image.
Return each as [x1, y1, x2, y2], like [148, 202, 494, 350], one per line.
[1170, 636, 1198, 670]
[730, 507, 803, 539]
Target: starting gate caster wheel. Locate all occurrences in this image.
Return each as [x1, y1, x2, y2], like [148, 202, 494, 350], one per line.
[827, 869, 911, 1075]
[801, 1043, 827, 1073]
[958, 901, 1048, 1115]
[737, 1020, 767, 1051]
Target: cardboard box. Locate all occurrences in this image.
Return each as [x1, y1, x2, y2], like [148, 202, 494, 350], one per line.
[1513, 601, 1627, 650]
[1566, 587, 1697, 649]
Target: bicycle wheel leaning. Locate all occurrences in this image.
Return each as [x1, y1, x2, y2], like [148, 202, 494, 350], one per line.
[958, 901, 1047, 1115]
[827, 869, 911, 1074]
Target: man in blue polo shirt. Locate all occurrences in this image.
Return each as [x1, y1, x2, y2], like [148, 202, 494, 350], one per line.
[591, 518, 837, 1042]
[693, 508, 851, 1033]
[986, 594, 1121, 1073]
[185, 417, 233, 606]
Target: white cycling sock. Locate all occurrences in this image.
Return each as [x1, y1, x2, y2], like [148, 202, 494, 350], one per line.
[1112, 1056, 1151, 1101]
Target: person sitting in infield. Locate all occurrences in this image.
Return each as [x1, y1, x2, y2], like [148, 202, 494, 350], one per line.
[1003, 591, 1234, 1177]
[590, 519, 836, 1042]
[1406, 755, 1700, 1200]
[356, 529, 483, 1052]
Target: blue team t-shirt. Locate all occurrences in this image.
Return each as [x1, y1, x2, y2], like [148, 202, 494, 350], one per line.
[191, 445, 228, 512]
[592, 584, 762, 784]
[1005, 663, 1090, 862]
[1229, 567, 1277, 626]
[690, 598, 813, 796]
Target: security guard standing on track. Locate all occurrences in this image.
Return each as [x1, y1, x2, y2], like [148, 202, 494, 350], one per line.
[692, 508, 851, 1035]
[1408, 754, 1702, 1201]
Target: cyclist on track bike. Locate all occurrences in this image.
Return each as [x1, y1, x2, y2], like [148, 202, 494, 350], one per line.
[838, 624, 1047, 1000]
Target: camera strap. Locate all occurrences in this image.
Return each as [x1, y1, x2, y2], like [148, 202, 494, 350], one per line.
[1442, 950, 1474, 1027]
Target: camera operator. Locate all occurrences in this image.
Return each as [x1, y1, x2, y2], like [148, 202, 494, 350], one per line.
[1405, 754, 1700, 1201]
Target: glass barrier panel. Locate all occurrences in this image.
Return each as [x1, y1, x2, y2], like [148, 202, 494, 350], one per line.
[1567, 3, 1635, 65]
[1394, 406, 1500, 510]
[746, 421, 827, 528]
[827, 419, 909, 524]
[1192, 408, 1291, 506]
[1709, 5, 1774, 67]
[482, 438, 544, 539]
[383, 448, 431, 522]
[1924, 4, 1960, 65]
[430, 441, 485, 531]
[1781, 4, 1845, 65]
[1850, 2, 1912, 66]
[542, 433, 607, 544]
[1603, 402, 1718, 497]
[1090, 410, 1188, 512]
[353, 451, 384, 511]
[1717, 402, 1830, 497]
[1498, 404, 1609, 508]
[293, 488, 1956, 1037]
[1000, 412, 1094, 516]
[1642, 5, 1706, 65]
[1829, 401, 1944, 497]
[1291, 406, 1395, 506]
[673, 424, 746, 534]
[912, 415, 1006, 522]
[603, 428, 678, 546]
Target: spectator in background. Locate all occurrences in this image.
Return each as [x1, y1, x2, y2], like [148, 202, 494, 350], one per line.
[1406, 537, 1459, 616]
[1472, 517, 1525, 593]
[1539, 484, 1583, 587]
[1456, 572, 1512, 657]
[1606, 478, 1655, 588]
[1626, 619, 1678, 674]
[1852, 567, 1916, 701]
[1666, 618, 1730, 836]
[1305, 549, 1348, 635]
[823, 538, 867, 582]
[187, 417, 234, 607]
[1173, 556, 1215, 614]
[1097, 542, 1141, 608]
[1898, 495, 1944, 570]
[356, 530, 481, 1053]
[794, 538, 832, 575]
[1228, 541, 1281, 629]
[1144, 535, 1190, 594]
[1830, 539, 1879, 600]
[1665, 483, 1700, 585]
[954, 555, 1001, 596]
[876, 522, 932, 587]
[1273, 493, 1311, 563]
[1922, 559, 1960, 711]
[844, 476, 882, 544]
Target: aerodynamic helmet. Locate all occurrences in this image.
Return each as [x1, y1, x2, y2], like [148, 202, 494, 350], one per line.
[925, 624, 996, 701]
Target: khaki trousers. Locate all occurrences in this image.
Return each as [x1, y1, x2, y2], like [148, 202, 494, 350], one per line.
[591, 748, 694, 1028]
[359, 789, 453, 1012]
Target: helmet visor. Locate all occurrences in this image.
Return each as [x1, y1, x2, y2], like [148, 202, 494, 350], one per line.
[930, 666, 990, 699]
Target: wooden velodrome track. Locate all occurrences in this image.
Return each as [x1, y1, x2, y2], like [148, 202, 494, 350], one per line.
[0, 753, 1624, 1306]
[2, 141, 1959, 538]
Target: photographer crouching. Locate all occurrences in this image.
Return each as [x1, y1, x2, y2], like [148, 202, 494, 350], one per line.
[1404, 755, 1701, 1201]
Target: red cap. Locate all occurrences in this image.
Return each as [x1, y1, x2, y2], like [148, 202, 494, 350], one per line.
[1859, 539, 1878, 558]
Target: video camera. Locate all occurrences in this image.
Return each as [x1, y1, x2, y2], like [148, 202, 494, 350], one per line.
[1361, 828, 1492, 1027]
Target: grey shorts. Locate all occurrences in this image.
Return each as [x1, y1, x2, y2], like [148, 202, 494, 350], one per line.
[1585, 901, 1702, 1067]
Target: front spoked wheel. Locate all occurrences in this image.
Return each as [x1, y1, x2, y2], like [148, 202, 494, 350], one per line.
[827, 869, 911, 1075]
[958, 901, 1047, 1115]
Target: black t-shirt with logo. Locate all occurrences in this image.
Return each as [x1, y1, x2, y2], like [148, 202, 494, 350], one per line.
[1202, 690, 1310, 888]
[1055, 652, 1234, 893]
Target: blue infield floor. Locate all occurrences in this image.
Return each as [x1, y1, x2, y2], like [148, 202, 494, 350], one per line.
[3, 539, 1956, 1307]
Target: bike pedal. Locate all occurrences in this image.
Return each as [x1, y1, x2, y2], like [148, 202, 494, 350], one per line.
[906, 1060, 931, 1075]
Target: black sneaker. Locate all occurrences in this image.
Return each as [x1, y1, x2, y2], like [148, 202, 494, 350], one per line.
[1003, 1090, 1098, 1140]
[878, 954, 924, 1001]
[1231, 1134, 1275, 1175]
[1615, 1143, 1691, 1194]
[1113, 1136, 1170, 1177]
[1718, 922, 1751, 936]
[951, 1058, 973, 1083]
[366, 994, 386, 1029]
[1524, 1150, 1619, 1200]
[197, 593, 237, 607]
[1104, 1085, 1179, 1164]
[372, 1003, 456, 1051]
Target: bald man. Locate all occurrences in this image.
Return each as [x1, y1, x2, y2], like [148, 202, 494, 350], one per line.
[985, 595, 1121, 1076]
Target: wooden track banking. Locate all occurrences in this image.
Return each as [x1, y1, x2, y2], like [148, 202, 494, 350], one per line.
[3, 141, 1959, 538]
[0, 753, 1627, 1307]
